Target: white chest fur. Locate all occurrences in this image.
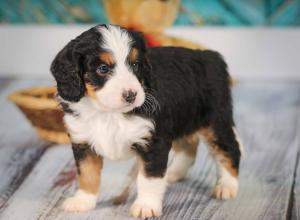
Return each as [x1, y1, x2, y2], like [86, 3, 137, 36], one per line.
[64, 98, 154, 160]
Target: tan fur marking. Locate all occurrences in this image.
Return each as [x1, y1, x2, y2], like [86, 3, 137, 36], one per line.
[210, 146, 238, 177]
[199, 127, 237, 177]
[99, 51, 115, 65]
[137, 158, 145, 175]
[198, 127, 216, 143]
[129, 48, 139, 63]
[172, 132, 199, 157]
[78, 151, 103, 194]
[85, 84, 97, 99]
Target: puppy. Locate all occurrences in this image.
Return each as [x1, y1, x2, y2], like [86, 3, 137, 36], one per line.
[51, 24, 242, 218]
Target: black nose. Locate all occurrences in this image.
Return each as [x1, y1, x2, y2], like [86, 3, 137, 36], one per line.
[122, 90, 137, 104]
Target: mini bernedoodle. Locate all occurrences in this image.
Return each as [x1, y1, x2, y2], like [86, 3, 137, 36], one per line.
[51, 24, 243, 218]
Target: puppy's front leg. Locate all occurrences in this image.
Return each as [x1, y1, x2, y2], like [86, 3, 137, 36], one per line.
[62, 143, 103, 212]
[130, 138, 171, 218]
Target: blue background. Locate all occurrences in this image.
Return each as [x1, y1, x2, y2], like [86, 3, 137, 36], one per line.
[0, 0, 299, 26]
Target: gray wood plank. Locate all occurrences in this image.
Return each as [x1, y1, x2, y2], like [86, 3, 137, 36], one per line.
[0, 80, 54, 212]
[291, 113, 300, 220]
[0, 144, 136, 220]
[0, 145, 73, 220]
[1, 82, 299, 220]
[47, 159, 136, 220]
[0, 140, 50, 211]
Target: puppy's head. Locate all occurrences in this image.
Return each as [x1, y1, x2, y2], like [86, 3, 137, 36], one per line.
[51, 24, 150, 113]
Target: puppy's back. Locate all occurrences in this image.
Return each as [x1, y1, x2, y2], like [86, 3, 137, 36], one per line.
[147, 47, 231, 90]
[148, 47, 229, 78]
[146, 47, 233, 135]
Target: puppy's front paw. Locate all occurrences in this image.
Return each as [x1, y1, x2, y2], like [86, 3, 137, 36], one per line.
[213, 177, 239, 200]
[129, 200, 162, 218]
[62, 190, 97, 212]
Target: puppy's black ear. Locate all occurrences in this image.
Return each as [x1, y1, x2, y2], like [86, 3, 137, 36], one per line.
[130, 31, 147, 53]
[50, 39, 85, 102]
[128, 31, 152, 71]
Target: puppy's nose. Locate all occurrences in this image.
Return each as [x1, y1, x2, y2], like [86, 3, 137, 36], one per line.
[122, 90, 137, 104]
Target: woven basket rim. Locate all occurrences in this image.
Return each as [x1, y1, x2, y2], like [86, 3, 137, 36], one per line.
[8, 86, 60, 110]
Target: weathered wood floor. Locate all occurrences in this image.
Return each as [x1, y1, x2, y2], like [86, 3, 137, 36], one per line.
[0, 79, 299, 220]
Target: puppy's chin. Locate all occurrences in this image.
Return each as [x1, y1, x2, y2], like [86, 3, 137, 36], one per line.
[92, 98, 144, 113]
[89, 90, 145, 113]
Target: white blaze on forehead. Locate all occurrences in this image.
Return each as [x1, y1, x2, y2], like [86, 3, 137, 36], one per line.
[97, 25, 132, 63]
[95, 25, 145, 112]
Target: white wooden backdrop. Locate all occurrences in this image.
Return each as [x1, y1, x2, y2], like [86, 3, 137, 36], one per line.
[0, 26, 300, 81]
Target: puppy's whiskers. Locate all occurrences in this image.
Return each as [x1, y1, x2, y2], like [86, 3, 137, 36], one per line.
[141, 90, 160, 115]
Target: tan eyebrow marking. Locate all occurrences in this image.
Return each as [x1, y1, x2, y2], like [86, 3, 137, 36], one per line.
[129, 48, 139, 63]
[99, 51, 115, 65]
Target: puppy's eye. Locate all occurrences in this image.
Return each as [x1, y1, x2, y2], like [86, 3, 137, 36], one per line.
[132, 61, 140, 71]
[97, 64, 110, 74]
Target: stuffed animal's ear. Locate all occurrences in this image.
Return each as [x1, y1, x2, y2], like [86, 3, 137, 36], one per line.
[50, 40, 85, 102]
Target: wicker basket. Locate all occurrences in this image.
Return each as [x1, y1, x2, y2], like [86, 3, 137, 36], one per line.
[8, 87, 70, 144]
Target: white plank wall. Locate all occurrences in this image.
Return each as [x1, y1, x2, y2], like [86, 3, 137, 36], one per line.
[1, 26, 300, 81]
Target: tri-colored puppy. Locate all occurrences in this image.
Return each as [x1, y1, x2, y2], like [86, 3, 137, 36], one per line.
[51, 24, 242, 218]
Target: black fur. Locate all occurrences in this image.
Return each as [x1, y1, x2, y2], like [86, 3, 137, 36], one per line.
[72, 143, 91, 174]
[132, 47, 241, 176]
[51, 24, 241, 178]
[60, 101, 76, 115]
[51, 26, 104, 102]
[132, 137, 171, 177]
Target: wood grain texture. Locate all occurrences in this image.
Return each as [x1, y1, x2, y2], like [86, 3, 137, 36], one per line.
[0, 81, 299, 220]
[0, 145, 73, 220]
[292, 112, 300, 220]
[0, 80, 53, 212]
[0, 146, 136, 220]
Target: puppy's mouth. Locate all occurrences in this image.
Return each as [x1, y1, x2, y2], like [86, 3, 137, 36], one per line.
[93, 99, 139, 113]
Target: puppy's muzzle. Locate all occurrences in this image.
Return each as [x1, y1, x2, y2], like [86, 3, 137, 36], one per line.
[122, 90, 137, 104]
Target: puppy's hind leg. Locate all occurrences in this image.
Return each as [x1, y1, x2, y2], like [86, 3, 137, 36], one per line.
[167, 133, 199, 183]
[200, 126, 241, 200]
[62, 143, 103, 212]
